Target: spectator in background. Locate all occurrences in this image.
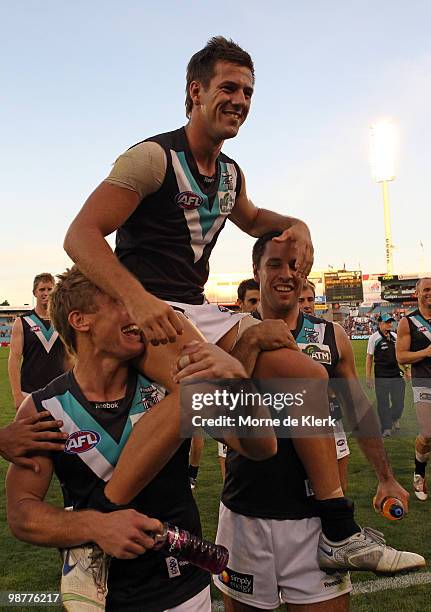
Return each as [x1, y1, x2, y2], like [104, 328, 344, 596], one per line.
[8, 273, 70, 409]
[366, 314, 408, 437]
[236, 278, 260, 313]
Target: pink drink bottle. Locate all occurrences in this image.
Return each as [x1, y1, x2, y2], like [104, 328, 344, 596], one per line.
[153, 523, 229, 574]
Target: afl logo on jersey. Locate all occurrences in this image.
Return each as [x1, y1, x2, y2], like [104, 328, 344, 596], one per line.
[175, 191, 203, 210]
[30, 325, 41, 333]
[65, 430, 101, 454]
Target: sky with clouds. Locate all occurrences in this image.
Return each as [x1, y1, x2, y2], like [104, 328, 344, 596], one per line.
[1, 0, 430, 303]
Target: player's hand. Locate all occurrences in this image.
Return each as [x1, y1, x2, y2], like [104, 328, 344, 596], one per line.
[242, 319, 299, 352]
[172, 342, 247, 382]
[373, 478, 409, 515]
[404, 369, 411, 381]
[95, 510, 164, 559]
[14, 391, 29, 410]
[127, 291, 184, 346]
[0, 411, 68, 472]
[272, 221, 314, 277]
[366, 377, 374, 389]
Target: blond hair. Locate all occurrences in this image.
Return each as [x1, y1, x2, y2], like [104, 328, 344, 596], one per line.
[49, 267, 102, 354]
[33, 273, 55, 293]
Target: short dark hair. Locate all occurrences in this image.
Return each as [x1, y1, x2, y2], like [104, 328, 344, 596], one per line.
[185, 36, 255, 118]
[237, 278, 259, 302]
[252, 231, 282, 270]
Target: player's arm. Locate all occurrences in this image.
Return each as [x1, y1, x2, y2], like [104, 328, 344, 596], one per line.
[392, 331, 411, 378]
[230, 319, 299, 375]
[229, 169, 313, 276]
[64, 143, 183, 345]
[7, 317, 26, 410]
[334, 324, 409, 510]
[396, 317, 431, 364]
[365, 336, 374, 388]
[365, 354, 374, 387]
[6, 399, 163, 559]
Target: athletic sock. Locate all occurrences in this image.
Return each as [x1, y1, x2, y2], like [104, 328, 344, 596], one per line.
[415, 458, 427, 478]
[315, 497, 361, 542]
[188, 465, 199, 480]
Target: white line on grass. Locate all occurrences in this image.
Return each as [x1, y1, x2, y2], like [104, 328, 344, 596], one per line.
[351, 571, 431, 594]
[210, 572, 431, 610]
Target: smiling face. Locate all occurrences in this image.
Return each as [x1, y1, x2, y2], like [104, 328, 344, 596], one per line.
[254, 240, 302, 319]
[190, 60, 253, 141]
[82, 294, 144, 361]
[417, 278, 431, 313]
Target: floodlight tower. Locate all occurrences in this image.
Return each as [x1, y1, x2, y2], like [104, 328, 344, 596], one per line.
[369, 121, 397, 275]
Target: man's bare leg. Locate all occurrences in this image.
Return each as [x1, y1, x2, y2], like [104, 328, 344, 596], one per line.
[223, 594, 265, 612]
[105, 317, 344, 506]
[248, 346, 342, 500]
[223, 594, 349, 612]
[338, 456, 349, 494]
[104, 314, 205, 505]
[189, 436, 205, 467]
[189, 436, 205, 486]
[287, 594, 349, 611]
[105, 390, 182, 504]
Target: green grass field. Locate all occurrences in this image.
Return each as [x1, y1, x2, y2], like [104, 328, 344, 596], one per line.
[1, 343, 430, 611]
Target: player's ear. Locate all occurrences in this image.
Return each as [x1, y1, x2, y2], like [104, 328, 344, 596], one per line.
[253, 265, 260, 284]
[68, 311, 91, 333]
[189, 80, 202, 109]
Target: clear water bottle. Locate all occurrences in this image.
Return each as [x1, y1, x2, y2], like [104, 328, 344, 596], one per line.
[153, 523, 229, 574]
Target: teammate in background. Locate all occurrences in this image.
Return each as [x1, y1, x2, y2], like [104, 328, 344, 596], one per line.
[8, 273, 69, 410]
[299, 280, 350, 493]
[7, 267, 275, 611]
[236, 278, 260, 312]
[366, 314, 408, 437]
[64, 36, 381, 553]
[188, 437, 205, 489]
[396, 278, 431, 501]
[298, 279, 316, 315]
[217, 442, 229, 481]
[209, 233, 423, 612]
